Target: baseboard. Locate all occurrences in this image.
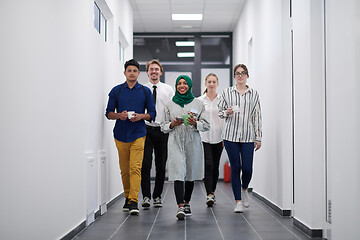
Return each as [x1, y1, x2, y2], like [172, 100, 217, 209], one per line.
[252, 191, 323, 238]
[60, 193, 124, 240]
[252, 191, 291, 217]
[293, 217, 323, 238]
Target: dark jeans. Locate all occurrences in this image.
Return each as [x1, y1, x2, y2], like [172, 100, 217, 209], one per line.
[223, 141, 254, 200]
[203, 142, 224, 195]
[174, 181, 194, 205]
[141, 126, 168, 199]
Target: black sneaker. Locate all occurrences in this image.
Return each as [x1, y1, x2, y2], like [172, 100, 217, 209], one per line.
[184, 204, 192, 216]
[153, 197, 162, 208]
[206, 195, 215, 207]
[141, 197, 151, 208]
[129, 201, 139, 215]
[123, 198, 130, 212]
[176, 207, 185, 220]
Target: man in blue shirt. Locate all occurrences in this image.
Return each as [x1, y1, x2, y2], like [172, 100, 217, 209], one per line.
[106, 59, 156, 215]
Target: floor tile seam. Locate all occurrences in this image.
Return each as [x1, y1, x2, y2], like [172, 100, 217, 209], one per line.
[146, 184, 171, 240]
[250, 194, 303, 240]
[106, 214, 130, 240]
[156, 182, 186, 240]
[217, 185, 264, 240]
[199, 182, 225, 240]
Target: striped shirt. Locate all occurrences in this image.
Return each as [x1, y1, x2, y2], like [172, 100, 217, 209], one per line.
[218, 85, 262, 142]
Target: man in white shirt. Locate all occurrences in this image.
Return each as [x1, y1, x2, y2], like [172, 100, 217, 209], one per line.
[141, 59, 174, 208]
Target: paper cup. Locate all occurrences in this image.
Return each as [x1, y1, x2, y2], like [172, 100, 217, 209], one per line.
[128, 111, 135, 119]
[232, 105, 240, 112]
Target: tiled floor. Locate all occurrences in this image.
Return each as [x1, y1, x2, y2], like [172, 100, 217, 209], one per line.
[74, 181, 319, 240]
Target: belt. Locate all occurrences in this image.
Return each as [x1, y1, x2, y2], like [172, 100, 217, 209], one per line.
[146, 125, 161, 130]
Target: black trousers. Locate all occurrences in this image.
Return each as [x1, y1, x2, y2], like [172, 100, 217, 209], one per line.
[174, 181, 194, 205]
[141, 126, 169, 199]
[203, 142, 224, 195]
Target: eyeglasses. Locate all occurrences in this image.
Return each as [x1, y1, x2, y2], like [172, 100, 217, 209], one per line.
[234, 72, 247, 77]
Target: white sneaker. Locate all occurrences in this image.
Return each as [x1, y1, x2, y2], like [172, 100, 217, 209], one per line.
[234, 202, 243, 213]
[242, 189, 250, 208]
[141, 197, 150, 208]
[206, 195, 215, 207]
[176, 207, 185, 220]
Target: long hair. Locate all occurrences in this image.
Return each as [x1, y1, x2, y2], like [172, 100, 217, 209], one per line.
[203, 73, 218, 94]
[233, 64, 249, 77]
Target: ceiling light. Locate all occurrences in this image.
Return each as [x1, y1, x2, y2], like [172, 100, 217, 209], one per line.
[172, 14, 203, 21]
[177, 52, 195, 58]
[181, 25, 193, 29]
[175, 41, 195, 47]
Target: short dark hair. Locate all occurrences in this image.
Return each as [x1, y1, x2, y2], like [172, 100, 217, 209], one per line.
[124, 59, 140, 71]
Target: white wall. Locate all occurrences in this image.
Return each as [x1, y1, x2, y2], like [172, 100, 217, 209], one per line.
[0, 0, 133, 239]
[290, 0, 325, 230]
[233, 0, 293, 212]
[233, 0, 360, 238]
[326, 0, 360, 239]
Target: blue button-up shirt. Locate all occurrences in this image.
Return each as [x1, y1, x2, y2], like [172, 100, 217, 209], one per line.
[105, 81, 156, 143]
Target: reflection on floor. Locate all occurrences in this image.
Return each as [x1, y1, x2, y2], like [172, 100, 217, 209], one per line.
[74, 181, 320, 240]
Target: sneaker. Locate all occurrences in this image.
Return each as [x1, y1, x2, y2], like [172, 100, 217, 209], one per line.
[242, 189, 250, 208]
[213, 194, 216, 203]
[153, 197, 162, 208]
[141, 197, 151, 208]
[129, 201, 139, 215]
[123, 198, 130, 212]
[206, 195, 215, 207]
[176, 207, 185, 220]
[183, 204, 192, 216]
[234, 202, 243, 213]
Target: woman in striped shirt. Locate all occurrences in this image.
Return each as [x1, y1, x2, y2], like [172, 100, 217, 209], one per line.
[218, 64, 262, 213]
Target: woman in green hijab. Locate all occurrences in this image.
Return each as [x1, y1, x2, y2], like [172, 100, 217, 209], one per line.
[161, 75, 210, 220]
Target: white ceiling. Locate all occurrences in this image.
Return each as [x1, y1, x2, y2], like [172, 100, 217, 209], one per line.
[130, 0, 247, 33]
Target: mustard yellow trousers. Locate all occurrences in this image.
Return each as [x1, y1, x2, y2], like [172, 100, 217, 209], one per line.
[115, 136, 145, 203]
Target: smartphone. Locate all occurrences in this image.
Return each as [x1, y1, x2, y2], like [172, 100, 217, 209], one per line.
[176, 117, 183, 121]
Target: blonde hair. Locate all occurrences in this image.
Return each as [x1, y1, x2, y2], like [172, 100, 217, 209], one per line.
[203, 73, 218, 94]
[145, 59, 164, 73]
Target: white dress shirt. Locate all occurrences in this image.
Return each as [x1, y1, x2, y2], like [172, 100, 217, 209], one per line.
[145, 81, 174, 126]
[198, 94, 224, 144]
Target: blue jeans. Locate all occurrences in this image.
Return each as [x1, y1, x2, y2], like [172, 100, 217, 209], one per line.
[223, 141, 254, 200]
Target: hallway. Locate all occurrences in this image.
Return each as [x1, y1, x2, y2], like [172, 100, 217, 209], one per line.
[1, 1, 359, 239]
[74, 182, 317, 240]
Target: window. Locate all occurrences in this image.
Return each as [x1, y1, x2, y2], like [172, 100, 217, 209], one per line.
[133, 33, 233, 96]
[201, 35, 231, 65]
[94, 2, 107, 42]
[94, 3, 100, 33]
[119, 42, 124, 63]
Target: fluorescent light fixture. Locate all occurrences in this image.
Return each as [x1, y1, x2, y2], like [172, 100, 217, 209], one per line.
[172, 14, 203, 21]
[175, 41, 195, 47]
[177, 52, 195, 58]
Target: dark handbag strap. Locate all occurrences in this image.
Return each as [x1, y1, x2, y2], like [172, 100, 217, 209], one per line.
[115, 83, 146, 113]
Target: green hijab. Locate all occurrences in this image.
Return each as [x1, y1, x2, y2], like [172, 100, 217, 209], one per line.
[172, 75, 195, 107]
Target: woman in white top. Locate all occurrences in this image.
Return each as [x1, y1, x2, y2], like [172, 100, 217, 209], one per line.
[198, 73, 224, 207]
[218, 64, 262, 213]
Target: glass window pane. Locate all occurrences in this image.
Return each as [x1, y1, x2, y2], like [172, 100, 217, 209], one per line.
[101, 13, 106, 41]
[94, 2, 100, 33]
[134, 36, 195, 64]
[201, 36, 231, 65]
[119, 42, 124, 63]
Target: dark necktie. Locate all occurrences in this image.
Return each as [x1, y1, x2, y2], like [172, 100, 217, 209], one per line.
[153, 85, 157, 104]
